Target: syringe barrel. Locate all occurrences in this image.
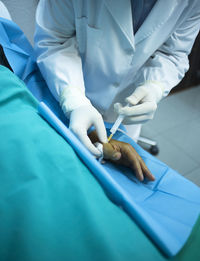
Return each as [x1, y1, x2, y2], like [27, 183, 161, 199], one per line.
[110, 114, 125, 134]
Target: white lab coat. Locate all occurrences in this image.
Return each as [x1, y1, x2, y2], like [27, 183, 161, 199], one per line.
[35, 0, 200, 122]
[0, 1, 12, 20]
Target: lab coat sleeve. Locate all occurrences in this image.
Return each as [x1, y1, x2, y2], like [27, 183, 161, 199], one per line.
[137, 3, 200, 97]
[34, 0, 91, 113]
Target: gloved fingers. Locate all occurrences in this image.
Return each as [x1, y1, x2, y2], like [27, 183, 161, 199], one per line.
[118, 101, 156, 124]
[125, 87, 147, 105]
[114, 102, 123, 114]
[83, 139, 103, 156]
[70, 126, 102, 157]
[93, 115, 108, 144]
[122, 113, 154, 125]
[115, 102, 157, 117]
[78, 131, 102, 157]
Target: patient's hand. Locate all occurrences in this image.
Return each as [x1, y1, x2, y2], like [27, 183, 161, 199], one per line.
[103, 140, 155, 182]
[89, 131, 155, 182]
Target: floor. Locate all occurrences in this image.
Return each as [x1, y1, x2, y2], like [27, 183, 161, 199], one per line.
[2, 0, 200, 187]
[141, 86, 200, 187]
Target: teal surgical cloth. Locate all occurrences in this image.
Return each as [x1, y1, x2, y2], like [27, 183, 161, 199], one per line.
[0, 17, 200, 258]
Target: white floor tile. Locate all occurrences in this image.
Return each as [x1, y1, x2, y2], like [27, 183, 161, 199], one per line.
[153, 135, 199, 175]
[161, 118, 200, 165]
[142, 87, 200, 136]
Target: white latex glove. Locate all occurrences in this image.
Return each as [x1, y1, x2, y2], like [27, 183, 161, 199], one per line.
[114, 82, 164, 125]
[69, 104, 107, 157]
[60, 87, 107, 156]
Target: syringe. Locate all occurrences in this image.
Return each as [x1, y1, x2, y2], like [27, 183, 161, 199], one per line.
[108, 114, 125, 142]
[108, 103, 130, 142]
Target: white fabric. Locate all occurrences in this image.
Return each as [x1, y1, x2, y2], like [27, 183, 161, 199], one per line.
[114, 82, 164, 124]
[0, 2, 12, 20]
[124, 124, 142, 142]
[69, 104, 107, 156]
[35, 0, 200, 123]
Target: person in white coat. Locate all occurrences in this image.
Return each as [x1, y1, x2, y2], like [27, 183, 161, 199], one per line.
[34, 0, 200, 156]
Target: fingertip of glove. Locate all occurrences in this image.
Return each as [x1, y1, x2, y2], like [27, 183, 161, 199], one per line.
[93, 142, 104, 158]
[125, 96, 137, 105]
[114, 102, 120, 109]
[93, 148, 102, 157]
[114, 103, 123, 114]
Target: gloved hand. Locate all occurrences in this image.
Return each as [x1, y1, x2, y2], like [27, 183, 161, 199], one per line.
[114, 83, 164, 125]
[69, 104, 107, 157]
[60, 87, 107, 156]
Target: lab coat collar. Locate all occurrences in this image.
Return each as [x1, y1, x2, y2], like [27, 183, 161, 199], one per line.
[135, 0, 187, 45]
[105, 0, 187, 47]
[105, 0, 135, 50]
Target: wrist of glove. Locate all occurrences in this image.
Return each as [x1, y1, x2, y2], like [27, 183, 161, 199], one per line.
[60, 86, 92, 118]
[114, 82, 164, 125]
